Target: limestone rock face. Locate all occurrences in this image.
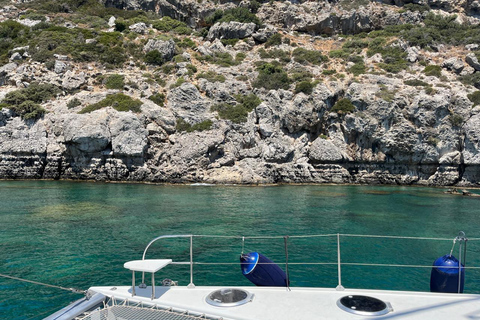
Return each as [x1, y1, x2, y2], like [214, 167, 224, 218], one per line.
[63, 112, 111, 154]
[143, 39, 176, 61]
[110, 112, 148, 157]
[466, 53, 480, 71]
[62, 71, 86, 91]
[207, 22, 257, 40]
[463, 113, 480, 164]
[3, 0, 480, 186]
[167, 82, 212, 125]
[309, 138, 344, 162]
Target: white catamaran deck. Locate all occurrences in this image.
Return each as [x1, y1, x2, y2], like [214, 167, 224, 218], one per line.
[45, 233, 480, 320]
[88, 285, 480, 320]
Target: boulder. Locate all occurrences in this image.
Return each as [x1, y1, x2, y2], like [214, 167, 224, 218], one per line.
[406, 46, 420, 63]
[309, 137, 344, 162]
[252, 25, 277, 43]
[0, 62, 17, 86]
[442, 57, 464, 74]
[54, 60, 68, 74]
[108, 16, 116, 27]
[466, 53, 480, 71]
[143, 39, 176, 61]
[62, 70, 86, 90]
[129, 22, 148, 34]
[207, 21, 257, 40]
[9, 52, 22, 61]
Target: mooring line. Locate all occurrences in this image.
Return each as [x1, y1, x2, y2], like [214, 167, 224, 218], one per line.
[0, 273, 85, 294]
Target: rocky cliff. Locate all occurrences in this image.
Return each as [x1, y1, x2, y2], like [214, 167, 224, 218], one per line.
[1, 0, 480, 185]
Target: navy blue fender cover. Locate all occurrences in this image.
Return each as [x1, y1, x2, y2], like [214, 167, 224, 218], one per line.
[240, 252, 288, 287]
[430, 254, 465, 293]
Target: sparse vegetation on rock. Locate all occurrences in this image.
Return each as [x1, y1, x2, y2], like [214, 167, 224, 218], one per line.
[1, 0, 480, 186]
[78, 93, 142, 113]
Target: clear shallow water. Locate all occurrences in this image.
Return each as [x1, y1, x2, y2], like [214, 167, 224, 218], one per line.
[1, 181, 480, 319]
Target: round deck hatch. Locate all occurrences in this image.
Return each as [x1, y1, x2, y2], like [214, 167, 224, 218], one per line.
[206, 288, 253, 307]
[337, 295, 391, 316]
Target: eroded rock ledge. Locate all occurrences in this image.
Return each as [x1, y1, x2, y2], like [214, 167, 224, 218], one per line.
[1, 76, 480, 186]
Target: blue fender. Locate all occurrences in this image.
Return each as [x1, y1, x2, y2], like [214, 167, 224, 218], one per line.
[240, 252, 288, 287]
[430, 254, 465, 293]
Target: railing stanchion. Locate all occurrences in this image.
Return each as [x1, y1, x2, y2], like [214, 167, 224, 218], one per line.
[336, 233, 345, 291]
[284, 236, 291, 291]
[188, 235, 195, 288]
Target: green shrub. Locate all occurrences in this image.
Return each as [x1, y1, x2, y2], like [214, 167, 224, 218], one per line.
[104, 74, 125, 89]
[329, 49, 350, 60]
[0, 20, 30, 43]
[467, 91, 480, 106]
[459, 72, 480, 89]
[186, 64, 197, 75]
[211, 102, 250, 123]
[367, 38, 408, 73]
[322, 69, 337, 75]
[144, 50, 165, 65]
[67, 98, 82, 109]
[115, 20, 128, 32]
[348, 62, 366, 76]
[206, 7, 261, 26]
[176, 118, 191, 132]
[79, 93, 143, 113]
[404, 79, 430, 87]
[423, 65, 442, 77]
[343, 39, 369, 52]
[424, 86, 437, 95]
[197, 71, 226, 83]
[252, 62, 291, 90]
[258, 48, 291, 63]
[403, 3, 430, 12]
[152, 17, 192, 34]
[427, 136, 440, 146]
[331, 98, 355, 114]
[177, 37, 196, 49]
[235, 94, 262, 111]
[221, 38, 240, 46]
[290, 69, 313, 82]
[375, 86, 396, 102]
[161, 63, 176, 74]
[148, 93, 165, 107]
[3, 82, 60, 106]
[449, 113, 464, 127]
[176, 118, 213, 132]
[191, 120, 213, 131]
[196, 52, 242, 67]
[264, 33, 282, 48]
[292, 48, 327, 65]
[19, 12, 47, 21]
[295, 81, 315, 95]
[170, 77, 186, 89]
[11, 101, 47, 120]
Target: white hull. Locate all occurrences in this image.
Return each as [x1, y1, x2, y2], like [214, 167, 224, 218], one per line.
[87, 285, 480, 320]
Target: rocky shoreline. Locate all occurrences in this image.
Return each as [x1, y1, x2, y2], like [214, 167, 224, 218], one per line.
[1, 0, 480, 186]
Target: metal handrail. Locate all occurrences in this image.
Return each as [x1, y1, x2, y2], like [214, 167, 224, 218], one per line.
[137, 232, 472, 290]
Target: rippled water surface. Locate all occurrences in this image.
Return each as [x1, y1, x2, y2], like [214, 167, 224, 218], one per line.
[1, 181, 480, 319]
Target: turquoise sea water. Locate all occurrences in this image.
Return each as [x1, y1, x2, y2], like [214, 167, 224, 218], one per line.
[1, 181, 480, 319]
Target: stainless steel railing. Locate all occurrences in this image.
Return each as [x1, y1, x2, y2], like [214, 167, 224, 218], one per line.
[138, 232, 475, 291]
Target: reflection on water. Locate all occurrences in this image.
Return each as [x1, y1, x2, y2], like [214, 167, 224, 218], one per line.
[0, 181, 480, 319]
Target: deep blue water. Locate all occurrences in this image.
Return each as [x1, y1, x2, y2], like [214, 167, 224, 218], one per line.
[1, 181, 480, 319]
